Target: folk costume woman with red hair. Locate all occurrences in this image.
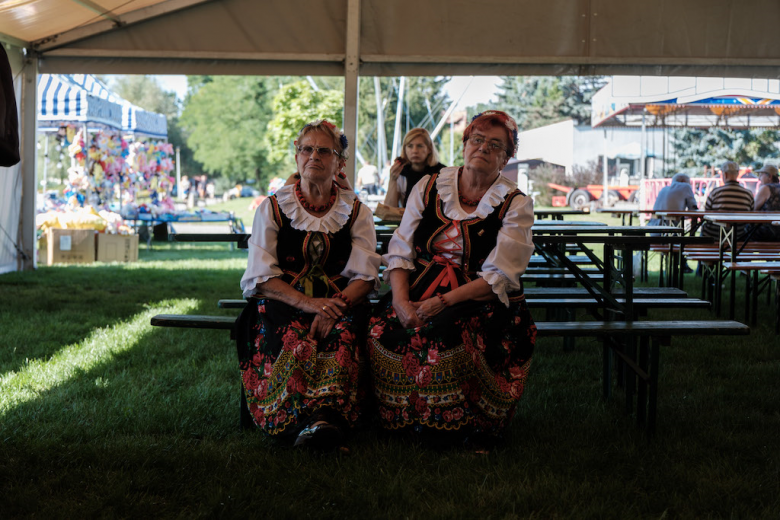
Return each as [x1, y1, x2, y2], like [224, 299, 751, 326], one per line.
[368, 111, 536, 450]
[237, 120, 381, 450]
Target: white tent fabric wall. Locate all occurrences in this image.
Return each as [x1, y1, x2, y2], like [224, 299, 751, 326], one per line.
[0, 45, 24, 274]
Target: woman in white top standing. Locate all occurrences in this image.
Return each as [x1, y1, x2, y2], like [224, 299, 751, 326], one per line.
[383, 128, 446, 208]
[237, 120, 381, 451]
[367, 111, 536, 452]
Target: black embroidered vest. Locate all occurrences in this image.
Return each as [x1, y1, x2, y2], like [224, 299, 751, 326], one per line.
[269, 195, 361, 297]
[408, 172, 523, 297]
[400, 162, 446, 206]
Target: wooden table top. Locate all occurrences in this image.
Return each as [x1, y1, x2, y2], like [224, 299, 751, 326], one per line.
[703, 213, 780, 225]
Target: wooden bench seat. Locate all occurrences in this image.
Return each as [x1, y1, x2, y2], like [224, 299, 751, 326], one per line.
[150, 313, 748, 434]
[217, 297, 709, 312]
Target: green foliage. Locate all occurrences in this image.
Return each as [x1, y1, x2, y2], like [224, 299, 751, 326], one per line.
[264, 80, 344, 172]
[180, 76, 275, 184]
[670, 127, 780, 170]
[111, 75, 179, 118]
[437, 125, 465, 167]
[495, 76, 607, 130]
[358, 77, 450, 165]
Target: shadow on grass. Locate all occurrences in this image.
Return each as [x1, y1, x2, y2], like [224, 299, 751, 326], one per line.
[0, 256, 243, 381]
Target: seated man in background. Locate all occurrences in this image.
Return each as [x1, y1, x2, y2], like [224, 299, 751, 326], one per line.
[746, 163, 780, 241]
[647, 173, 698, 272]
[700, 161, 754, 241]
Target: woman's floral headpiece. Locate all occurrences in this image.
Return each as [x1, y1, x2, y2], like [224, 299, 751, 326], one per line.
[464, 110, 519, 156]
[296, 119, 349, 156]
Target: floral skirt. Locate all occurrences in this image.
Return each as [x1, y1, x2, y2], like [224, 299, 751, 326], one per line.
[367, 294, 536, 437]
[237, 298, 369, 436]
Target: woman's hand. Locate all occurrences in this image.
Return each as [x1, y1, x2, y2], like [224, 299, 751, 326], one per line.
[393, 299, 424, 329]
[303, 297, 347, 321]
[414, 296, 447, 322]
[308, 314, 337, 342]
[389, 157, 406, 182]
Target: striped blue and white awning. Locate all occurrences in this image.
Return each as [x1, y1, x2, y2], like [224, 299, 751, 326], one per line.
[37, 74, 124, 131]
[37, 74, 168, 139]
[66, 74, 168, 139]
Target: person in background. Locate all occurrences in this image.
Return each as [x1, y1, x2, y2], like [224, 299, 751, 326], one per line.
[745, 164, 780, 241]
[356, 161, 380, 195]
[647, 173, 698, 272]
[383, 128, 446, 208]
[700, 161, 754, 240]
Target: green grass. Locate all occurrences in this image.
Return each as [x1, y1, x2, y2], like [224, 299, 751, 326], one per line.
[1, 238, 779, 518]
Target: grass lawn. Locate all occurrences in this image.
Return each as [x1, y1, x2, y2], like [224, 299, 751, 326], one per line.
[1, 234, 779, 518]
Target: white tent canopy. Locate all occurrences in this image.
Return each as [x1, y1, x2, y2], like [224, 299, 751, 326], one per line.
[3, 0, 780, 272]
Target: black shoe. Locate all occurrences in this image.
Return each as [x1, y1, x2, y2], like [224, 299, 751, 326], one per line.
[293, 412, 345, 451]
[293, 422, 343, 450]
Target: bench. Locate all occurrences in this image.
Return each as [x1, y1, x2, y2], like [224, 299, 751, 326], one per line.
[150, 313, 748, 435]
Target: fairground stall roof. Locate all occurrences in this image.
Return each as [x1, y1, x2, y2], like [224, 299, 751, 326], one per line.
[38, 73, 168, 139]
[592, 76, 780, 129]
[37, 73, 124, 131]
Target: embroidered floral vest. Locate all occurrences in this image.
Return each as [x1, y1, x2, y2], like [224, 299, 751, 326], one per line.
[409, 172, 522, 291]
[269, 195, 361, 297]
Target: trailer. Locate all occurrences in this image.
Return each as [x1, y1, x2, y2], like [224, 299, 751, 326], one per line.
[548, 183, 640, 210]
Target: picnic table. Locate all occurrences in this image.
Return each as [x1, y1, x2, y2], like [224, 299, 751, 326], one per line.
[596, 208, 656, 226]
[531, 225, 711, 320]
[128, 211, 245, 248]
[534, 208, 590, 221]
[702, 212, 780, 319]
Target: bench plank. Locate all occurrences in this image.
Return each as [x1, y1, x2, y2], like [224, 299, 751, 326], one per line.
[535, 320, 747, 336]
[150, 314, 235, 330]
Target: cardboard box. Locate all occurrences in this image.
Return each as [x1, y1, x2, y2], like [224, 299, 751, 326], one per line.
[46, 228, 96, 265]
[96, 233, 139, 263]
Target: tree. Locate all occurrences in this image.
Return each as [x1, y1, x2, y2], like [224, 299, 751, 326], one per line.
[670, 127, 780, 171]
[180, 76, 275, 183]
[494, 76, 606, 130]
[357, 76, 450, 165]
[111, 75, 178, 118]
[264, 80, 344, 173]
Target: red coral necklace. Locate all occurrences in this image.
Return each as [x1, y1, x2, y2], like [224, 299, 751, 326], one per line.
[459, 194, 482, 206]
[295, 180, 338, 212]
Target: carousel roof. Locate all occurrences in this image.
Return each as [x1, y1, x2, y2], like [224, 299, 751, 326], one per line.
[592, 76, 780, 129]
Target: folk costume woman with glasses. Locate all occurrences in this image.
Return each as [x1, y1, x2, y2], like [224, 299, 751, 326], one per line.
[237, 120, 381, 450]
[383, 128, 447, 208]
[368, 111, 536, 450]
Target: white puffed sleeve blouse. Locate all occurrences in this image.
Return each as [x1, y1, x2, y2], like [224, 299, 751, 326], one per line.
[382, 167, 535, 306]
[240, 184, 382, 298]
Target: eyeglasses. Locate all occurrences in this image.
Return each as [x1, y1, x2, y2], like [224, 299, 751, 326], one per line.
[297, 145, 340, 158]
[467, 135, 506, 153]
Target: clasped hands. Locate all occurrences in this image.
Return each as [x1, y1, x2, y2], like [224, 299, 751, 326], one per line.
[393, 296, 447, 329]
[305, 297, 347, 342]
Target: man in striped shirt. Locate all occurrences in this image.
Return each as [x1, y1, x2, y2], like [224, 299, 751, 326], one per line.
[700, 161, 755, 239]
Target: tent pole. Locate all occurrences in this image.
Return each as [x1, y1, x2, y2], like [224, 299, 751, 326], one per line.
[374, 77, 386, 170]
[42, 133, 49, 192]
[391, 77, 406, 159]
[343, 0, 360, 187]
[19, 53, 38, 271]
[602, 129, 609, 206]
